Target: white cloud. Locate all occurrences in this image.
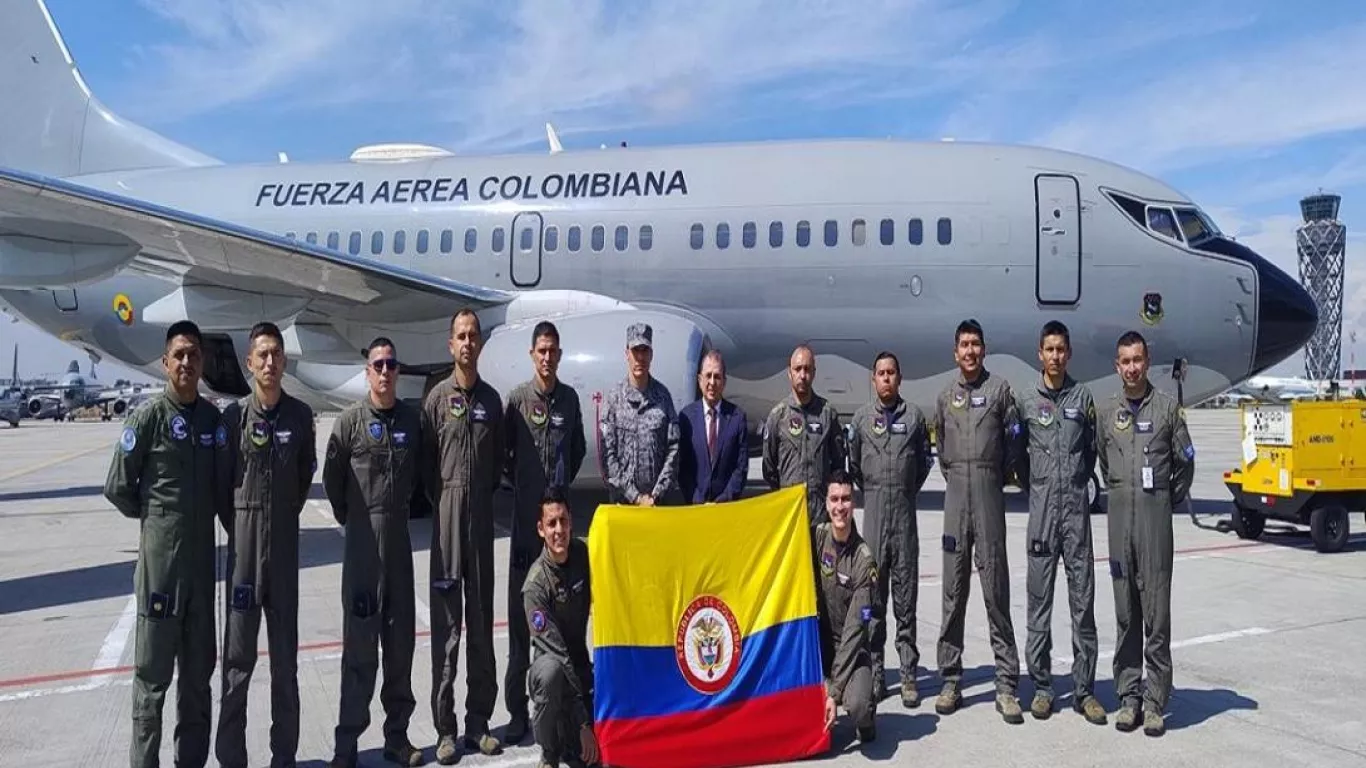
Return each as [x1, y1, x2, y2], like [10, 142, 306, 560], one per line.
[1036, 21, 1366, 173]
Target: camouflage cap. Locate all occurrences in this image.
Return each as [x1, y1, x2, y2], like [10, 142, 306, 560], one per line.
[626, 322, 653, 349]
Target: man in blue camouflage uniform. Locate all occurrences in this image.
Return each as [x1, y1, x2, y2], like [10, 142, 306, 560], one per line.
[600, 323, 680, 506]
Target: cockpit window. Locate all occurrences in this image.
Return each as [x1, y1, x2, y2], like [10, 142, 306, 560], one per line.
[1175, 207, 1214, 245]
[1146, 206, 1182, 242]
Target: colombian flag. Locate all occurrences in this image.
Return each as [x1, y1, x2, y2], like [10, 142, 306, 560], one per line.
[588, 485, 829, 768]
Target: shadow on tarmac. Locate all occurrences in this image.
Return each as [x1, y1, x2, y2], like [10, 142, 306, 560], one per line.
[0, 484, 105, 502]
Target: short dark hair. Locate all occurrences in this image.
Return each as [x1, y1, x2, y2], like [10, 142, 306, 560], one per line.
[827, 467, 853, 490]
[532, 320, 560, 346]
[1039, 320, 1070, 349]
[540, 486, 570, 519]
[165, 320, 202, 349]
[955, 319, 985, 345]
[701, 348, 726, 376]
[450, 309, 481, 336]
[1116, 330, 1148, 356]
[249, 321, 284, 349]
[365, 336, 396, 358]
[873, 351, 900, 374]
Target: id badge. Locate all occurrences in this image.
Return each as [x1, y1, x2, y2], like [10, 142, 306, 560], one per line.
[1142, 466, 1154, 490]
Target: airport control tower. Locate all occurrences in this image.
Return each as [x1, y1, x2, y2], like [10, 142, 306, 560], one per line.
[1296, 193, 1346, 381]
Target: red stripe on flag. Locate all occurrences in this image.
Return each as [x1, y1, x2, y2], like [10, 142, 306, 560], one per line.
[596, 683, 830, 768]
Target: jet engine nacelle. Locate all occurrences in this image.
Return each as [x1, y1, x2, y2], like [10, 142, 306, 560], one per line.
[0, 227, 141, 288]
[478, 309, 709, 488]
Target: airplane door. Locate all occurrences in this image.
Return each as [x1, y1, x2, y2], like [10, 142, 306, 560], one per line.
[510, 212, 543, 288]
[1035, 174, 1081, 305]
[52, 289, 78, 312]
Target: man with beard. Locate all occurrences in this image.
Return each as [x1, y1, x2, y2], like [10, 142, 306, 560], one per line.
[422, 309, 507, 763]
[848, 351, 933, 707]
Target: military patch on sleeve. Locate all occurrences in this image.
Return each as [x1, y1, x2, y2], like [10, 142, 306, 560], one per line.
[531, 609, 547, 632]
[215, 425, 227, 448]
[860, 605, 872, 623]
[1184, 443, 1195, 460]
[120, 426, 137, 452]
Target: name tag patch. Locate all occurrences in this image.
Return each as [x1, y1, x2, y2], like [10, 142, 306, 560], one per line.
[891, 422, 908, 434]
[1064, 407, 1080, 420]
[807, 422, 823, 434]
[276, 429, 292, 445]
[550, 413, 566, 428]
[1137, 421, 1153, 433]
[970, 395, 986, 408]
[198, 432, 214, 447]
[472, 404, 488, 422]
[394, 430, 408, 445]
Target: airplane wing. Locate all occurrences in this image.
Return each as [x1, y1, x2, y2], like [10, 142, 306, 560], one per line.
[0, 166, 515, 320]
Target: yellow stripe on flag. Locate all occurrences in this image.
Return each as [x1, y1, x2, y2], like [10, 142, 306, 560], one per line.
[588, 484, 816, 649]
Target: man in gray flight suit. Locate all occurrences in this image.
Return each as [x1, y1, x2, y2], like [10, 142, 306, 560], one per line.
[105, 320, 232, 768]
[814, 469, 878, 744]
[763, 344, 846, 526]
[848, 351, 933, 708]
[422, 309, 508, 763]
[503, 320, 587, 745]
[931, 319, 1026, 724]
[524, 488, 599, 768]
[600, 322, 680, 506]
[1015, 321, 1107, 725]
[323, 337, 424, 768]
[1096, 330, 1195, 738]
[216, 322, 318, 768]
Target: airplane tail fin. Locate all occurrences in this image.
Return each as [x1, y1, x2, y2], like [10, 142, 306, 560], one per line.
[0, 0, 219, 177]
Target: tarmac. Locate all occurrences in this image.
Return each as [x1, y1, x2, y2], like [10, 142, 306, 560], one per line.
[1, 409, 1364, 767]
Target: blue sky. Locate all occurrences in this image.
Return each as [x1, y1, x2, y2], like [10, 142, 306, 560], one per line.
[3, 0, 1365, 382]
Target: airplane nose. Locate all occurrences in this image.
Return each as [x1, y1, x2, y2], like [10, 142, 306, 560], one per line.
[1252, 256, 1319, 375]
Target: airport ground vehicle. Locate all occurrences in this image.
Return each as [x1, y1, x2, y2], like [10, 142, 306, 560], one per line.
[1222, 400, 1366, 553]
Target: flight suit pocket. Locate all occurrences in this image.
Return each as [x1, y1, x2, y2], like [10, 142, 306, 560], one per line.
[347, 590, 382, 665]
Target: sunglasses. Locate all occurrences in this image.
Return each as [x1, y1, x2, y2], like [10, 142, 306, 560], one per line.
[370, 358, 399, 373]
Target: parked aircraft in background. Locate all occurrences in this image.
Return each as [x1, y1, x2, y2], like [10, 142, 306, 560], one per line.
[1233, 374, 1326, 402]
[1, 346, 22, 426]
[0, 0, 1319, 491]
[20, 357, 152, 421]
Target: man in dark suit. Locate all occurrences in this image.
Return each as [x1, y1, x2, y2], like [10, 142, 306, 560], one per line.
[678, 350, 749, 503]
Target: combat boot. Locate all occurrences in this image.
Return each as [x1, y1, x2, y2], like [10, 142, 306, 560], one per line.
[996, 692, 1024, 724]
[934, 682, 961, 715]
[901, 682, 920, 709]
[1143, 706, 1166, 737]
[435, 735, 459, 765]
[382, 738, 425, 766]
[857, 722, 877, 743]
[464, 733, 502, 756]
[1030, 691, 1053, 720]
[1074, 695, 1108, 725]
[1114, 702, 1140, 732]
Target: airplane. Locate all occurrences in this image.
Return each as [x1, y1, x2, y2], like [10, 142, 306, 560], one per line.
[19, 356, 152, 421]
[1233, 374, 1325, 402]
[0, 0, 1319, 503]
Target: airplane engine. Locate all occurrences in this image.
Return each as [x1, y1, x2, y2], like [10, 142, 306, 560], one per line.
[26, 397, 42, 416]
[0, 225, 141, 288]
[111, 398, 128, 417]
[477, 309, 709, 488]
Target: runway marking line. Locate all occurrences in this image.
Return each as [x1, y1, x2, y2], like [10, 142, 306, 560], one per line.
[0, 443, 110, 484]
[0, 537, 1270, 694]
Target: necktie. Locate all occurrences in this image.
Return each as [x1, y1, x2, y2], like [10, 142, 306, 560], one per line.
[707, 405, 718, 461]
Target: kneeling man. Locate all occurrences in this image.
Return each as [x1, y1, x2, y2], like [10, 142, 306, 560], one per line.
[524, 488, 600, 768]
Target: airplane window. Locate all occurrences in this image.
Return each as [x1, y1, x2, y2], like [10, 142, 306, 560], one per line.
[937, 218, 952, 245]
[1108, 191, 1147, 227]
[394, 231, 406, 255]
[717, 223, 730, 250]
[769, 222, 783, 248]
[1175, 208, 1213, 245]
[1196, 208, 1223, 237]
[416, 230, 429, 254]
[640, 225, 653, 251]
[909, 218, 923, 245]
[440, 229, 453, 254]
[464, 228, 477, 253]
[492, 227, 506, 253]
[350, 232, 362, 254]
[852, 219, 866, 246]
[1146, 207, 1181, 241]
[742, 222, 756, 248]
[614, 225, 628, 251]
[824, 220, 838, 247]
[327, 232, 340, 250]
[306, 232, 318, 244]
[545, 226, 559, 252]
[371, 231, 384, 255]
[690, 224, 704, 250]
[797, 221, 810, 247]
[521, 227, 535, 252]
[569, 226, 582, 251]
[880, 219, 894, 246]
[591, 225, 605, 252]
